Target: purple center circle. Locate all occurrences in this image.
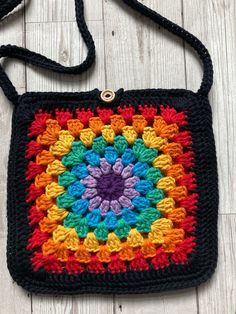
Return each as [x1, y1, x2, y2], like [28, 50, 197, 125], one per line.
[96, 171, 125, 201]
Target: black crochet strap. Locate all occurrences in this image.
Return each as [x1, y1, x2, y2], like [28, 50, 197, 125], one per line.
[0, 0, 213, 106]
[0, 0, 96, 106]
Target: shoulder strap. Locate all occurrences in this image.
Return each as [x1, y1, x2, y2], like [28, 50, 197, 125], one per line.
[0, 0, 96, 105]
[0, 0, 213, 106]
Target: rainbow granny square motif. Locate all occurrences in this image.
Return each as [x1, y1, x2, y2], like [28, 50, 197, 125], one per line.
[26, 101, 196, 273]
[7, 90, 218, 294]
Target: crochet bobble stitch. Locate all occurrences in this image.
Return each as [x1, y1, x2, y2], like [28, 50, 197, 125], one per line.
[26, 105, 197, 275]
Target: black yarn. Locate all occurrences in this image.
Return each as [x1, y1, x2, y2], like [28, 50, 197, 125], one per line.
[0, 0, 22, 20]
[1, 0, 218, 295]
[7, 89, 218, 294]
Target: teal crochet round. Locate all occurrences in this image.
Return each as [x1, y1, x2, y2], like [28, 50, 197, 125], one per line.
[56, 136, 165, 240]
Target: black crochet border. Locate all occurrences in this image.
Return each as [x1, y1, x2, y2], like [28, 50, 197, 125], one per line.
[6, 88, 218, 294]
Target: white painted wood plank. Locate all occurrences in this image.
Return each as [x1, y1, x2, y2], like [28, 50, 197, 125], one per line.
[103, 0, 186, 90]
[72, 296, 114, 314]
[33, 295, 114, 314]
[198, 215, 236, 314]
[183, 0, 236, 214]
[0, 7, 32, 314]
[32, 296, 73, 313]
[0, 13, 26, 94]
[0, 241, 32, 314]
[28, 3, 113, 312]
[25, 20, 105, 92]
[0, 1, 234, 314]
[182, 0, 236, 310]
[105, 0, 197, 312]
[115, 289, 198, 314]
[26, 0, 103, 22]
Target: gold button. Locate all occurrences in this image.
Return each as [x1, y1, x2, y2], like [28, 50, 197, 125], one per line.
[100, 89, 116, 103]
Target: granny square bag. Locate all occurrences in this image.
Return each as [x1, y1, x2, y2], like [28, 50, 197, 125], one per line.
[0, 0, 218, 294]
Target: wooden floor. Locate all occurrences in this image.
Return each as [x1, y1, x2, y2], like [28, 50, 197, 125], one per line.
[0, 0, 235, 313]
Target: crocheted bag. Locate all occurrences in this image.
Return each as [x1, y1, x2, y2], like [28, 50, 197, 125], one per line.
[0, 0, 218, 294]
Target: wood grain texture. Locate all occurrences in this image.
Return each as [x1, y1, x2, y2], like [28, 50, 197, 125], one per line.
[27, 1, 113, 312]
[115, 290, 198, 314]
[183, 2, 236, 311]
[0, 240, 32, 314]
[104, 0, 196, 313]
[103, 0, 186, 90]
[198, 215, 236, 314]
[0, 0, 235, 313]
[0, 5, 32, 314]
[26, 0, 103, 22]
[32, 295, 114, 314]
[183, 0, 236, 214]
[25, 20, 105, 91]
